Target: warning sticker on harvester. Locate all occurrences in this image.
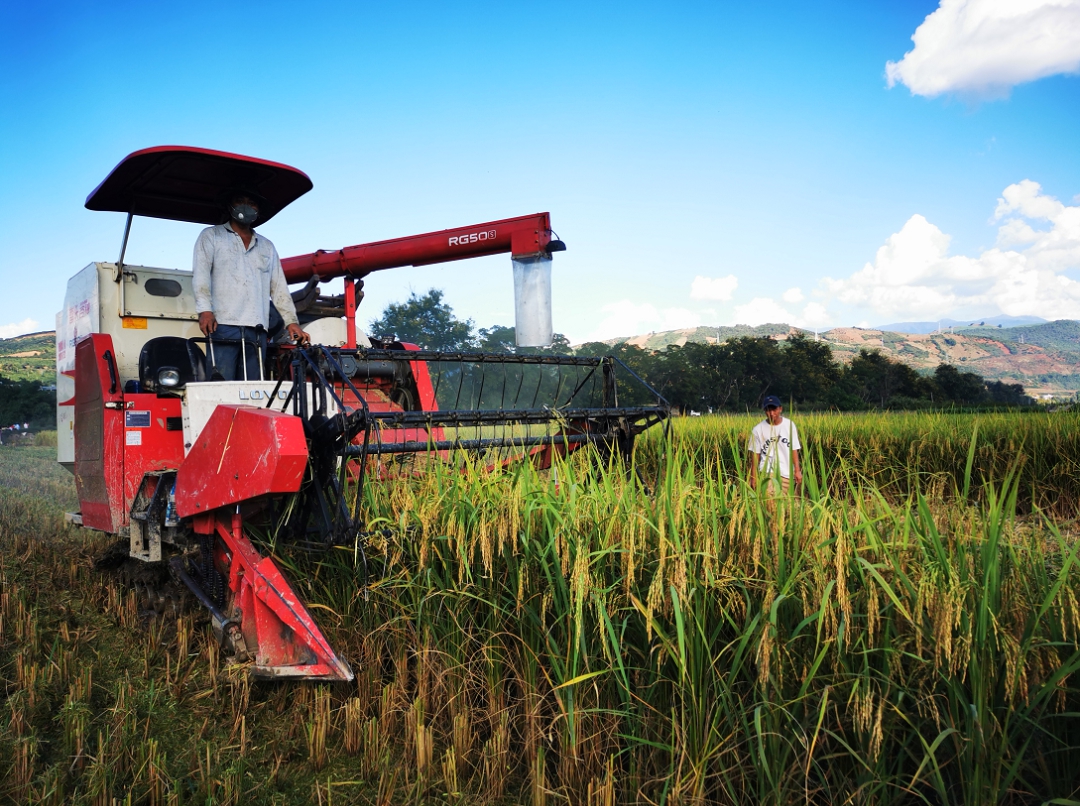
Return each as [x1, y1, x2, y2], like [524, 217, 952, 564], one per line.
[126, 431, 142, 446]
[125, 411, 151, 428]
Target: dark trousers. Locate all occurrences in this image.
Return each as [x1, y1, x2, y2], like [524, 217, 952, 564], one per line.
[208, 324, 265, 381]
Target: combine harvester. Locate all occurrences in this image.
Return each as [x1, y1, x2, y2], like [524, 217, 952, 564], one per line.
[57, 146, 668, 681]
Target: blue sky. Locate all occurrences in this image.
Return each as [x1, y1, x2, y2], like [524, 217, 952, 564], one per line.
[2, 0, 1079, 344]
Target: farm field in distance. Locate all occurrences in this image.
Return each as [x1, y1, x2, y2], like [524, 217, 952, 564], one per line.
[1, 411, 1079, 805]
[0, 332, 54, 384]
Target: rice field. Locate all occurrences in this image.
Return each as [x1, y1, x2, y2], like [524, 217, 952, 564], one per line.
[1, 411, 1079, 804]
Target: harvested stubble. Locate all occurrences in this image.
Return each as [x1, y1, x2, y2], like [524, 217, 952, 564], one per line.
[1, 413, 1079, 804]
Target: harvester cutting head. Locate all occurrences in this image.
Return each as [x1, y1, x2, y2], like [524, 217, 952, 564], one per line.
[258, 340, 668, 553]
[61, 145, 670, 683]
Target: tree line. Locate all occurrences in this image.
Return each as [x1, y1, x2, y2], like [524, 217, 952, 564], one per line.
[575, 335, 1032, 411]
[370, 289, 1034, 411]
[0, 378, 56, 429]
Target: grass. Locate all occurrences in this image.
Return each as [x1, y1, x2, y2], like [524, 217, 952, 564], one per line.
[2, 414, 1080, 804]
[641, 410, 1080, 514]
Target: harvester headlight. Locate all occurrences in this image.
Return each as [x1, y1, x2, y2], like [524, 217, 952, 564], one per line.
[158, 367, 181, 388]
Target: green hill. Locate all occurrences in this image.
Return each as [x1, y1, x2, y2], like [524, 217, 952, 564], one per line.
[956, 319, 1080, 353]
[0, 331, 55, 383]
[599, 323, 797, 350]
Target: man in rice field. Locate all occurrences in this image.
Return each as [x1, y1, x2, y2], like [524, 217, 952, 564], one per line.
[193, 189, 309, 380]
[748, 395, 802, 496]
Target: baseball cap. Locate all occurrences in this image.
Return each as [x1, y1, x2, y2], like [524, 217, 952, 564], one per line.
[762, 395, 782, 409]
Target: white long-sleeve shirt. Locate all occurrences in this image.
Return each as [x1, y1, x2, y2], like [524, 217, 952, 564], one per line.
[192, 223, 298, 328]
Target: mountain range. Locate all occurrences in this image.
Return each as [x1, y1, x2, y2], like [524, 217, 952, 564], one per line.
[874, 315, 1047, 334]
[591, 319, 1080, 396]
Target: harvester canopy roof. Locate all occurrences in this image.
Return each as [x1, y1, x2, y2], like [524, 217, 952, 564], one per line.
[85, 146, 313, 226]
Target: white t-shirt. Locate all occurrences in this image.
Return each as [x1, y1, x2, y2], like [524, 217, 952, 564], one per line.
[748, 416, 801, 479]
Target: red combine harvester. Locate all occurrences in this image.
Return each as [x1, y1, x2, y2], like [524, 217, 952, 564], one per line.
[58, 146, 668, 681]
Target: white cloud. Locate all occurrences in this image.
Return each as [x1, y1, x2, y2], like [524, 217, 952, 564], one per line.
[690, 274, 738, 301]
[824, 180, 1080, 321]
[782, 287, 804, 304]
[730, 298, 833, 329]
[732, 298, 793, 326]
[586, 300, 701, 342]
[995, 217, 1040, 247]
[886, 0, 1080, 97]
[994, 178, 1065, 220]
[801, 302, 831, 328]
[0, 318, 39, 339]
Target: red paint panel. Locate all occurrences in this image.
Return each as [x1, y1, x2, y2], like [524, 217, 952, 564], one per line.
[216, 513, 353, 680]
[122, 394, 185, 512]
[344, 279, 357, 349]
[280, 213, 553, 283]
[339, 376, 445, 456]
[400, 343, 439, 413]
[74, 334, 126, 533]
[175, 405, 308, 518]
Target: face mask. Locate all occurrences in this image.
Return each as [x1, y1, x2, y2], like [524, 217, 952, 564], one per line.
[230, 203, 259, 226]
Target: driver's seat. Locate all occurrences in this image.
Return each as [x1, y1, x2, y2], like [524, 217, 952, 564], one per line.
[138, 337, 207, 392]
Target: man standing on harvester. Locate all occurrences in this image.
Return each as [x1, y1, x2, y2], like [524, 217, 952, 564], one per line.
[748, 395, 802, 494]
[193, 189, 308, 380]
